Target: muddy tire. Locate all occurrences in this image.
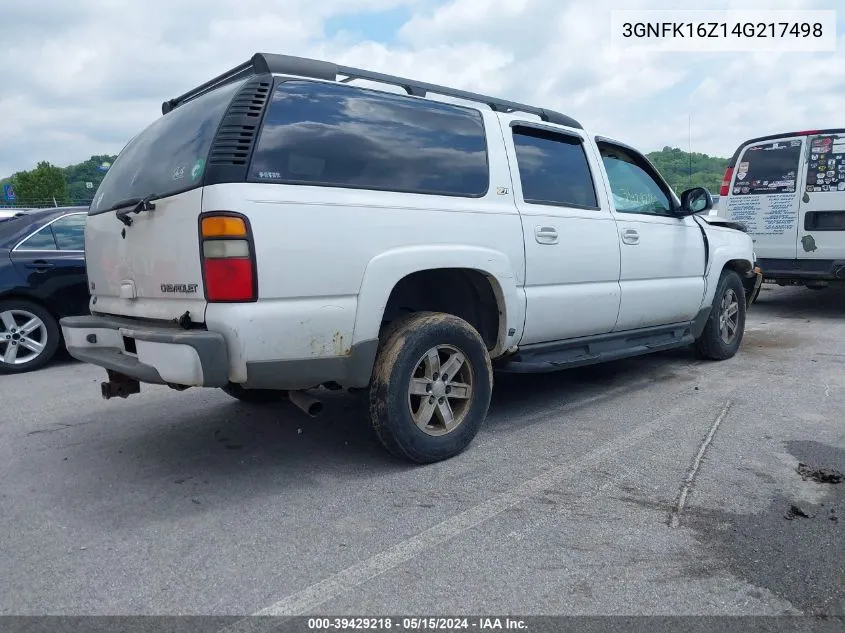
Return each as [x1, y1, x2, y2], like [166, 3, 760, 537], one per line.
[694, 269, 746, 361]
[0, 299, 60, 374]
[368, 311, 493, 464]
[220, 383, 287, 403]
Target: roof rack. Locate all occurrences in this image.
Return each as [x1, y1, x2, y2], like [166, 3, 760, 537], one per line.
[161, 52, 583, 129]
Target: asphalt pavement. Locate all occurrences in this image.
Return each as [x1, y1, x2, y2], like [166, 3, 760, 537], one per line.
[1, 285, 843, 617]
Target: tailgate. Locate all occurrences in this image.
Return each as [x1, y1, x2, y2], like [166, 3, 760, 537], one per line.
[85, 189, 207, 323]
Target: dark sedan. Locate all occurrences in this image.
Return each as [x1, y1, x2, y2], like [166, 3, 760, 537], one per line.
[0, 207, 89, 373]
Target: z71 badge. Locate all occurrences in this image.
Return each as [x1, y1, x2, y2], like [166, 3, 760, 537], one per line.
[161, 283, 198, 294]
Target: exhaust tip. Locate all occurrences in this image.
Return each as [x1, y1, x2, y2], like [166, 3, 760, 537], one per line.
[289, 390, 325, 418]
[308, 401, 324, 417]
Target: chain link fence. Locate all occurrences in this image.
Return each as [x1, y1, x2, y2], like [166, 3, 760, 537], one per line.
[0, 199, 94, 210]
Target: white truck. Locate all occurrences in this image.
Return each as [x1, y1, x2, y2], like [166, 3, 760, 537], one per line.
[60, 53, 761, 463]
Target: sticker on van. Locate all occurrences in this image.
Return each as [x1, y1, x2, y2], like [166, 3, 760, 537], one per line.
[805, 135, 845, 193]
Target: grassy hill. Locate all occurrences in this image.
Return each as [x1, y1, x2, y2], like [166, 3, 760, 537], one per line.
[646, 146, 728, 194]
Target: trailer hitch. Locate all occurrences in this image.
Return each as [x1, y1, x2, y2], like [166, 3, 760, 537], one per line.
[101, 369, 141, 400]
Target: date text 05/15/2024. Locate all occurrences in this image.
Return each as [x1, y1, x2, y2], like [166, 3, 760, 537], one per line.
[307, 618, 528, 631]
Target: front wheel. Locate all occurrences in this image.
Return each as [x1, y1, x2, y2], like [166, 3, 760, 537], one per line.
[0, 300, 60, 374]
[368, 312, 493, 464]
[694, 270, 747, 360]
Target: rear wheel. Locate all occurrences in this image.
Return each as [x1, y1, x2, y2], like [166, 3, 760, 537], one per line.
[220, 383, 288, 403]
[694, 270, 746, 361]
[0, 299, 60, 374]
[368, 312, 493, 464]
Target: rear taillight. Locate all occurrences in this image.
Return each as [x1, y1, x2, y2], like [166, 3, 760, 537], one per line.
[200, 213, 256, 302]
[719, 166, 734, 197]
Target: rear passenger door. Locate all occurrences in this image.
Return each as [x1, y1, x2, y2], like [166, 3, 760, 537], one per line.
[798, 133, 845, 260]
[597, 140, 706, 331]
[11, 213, 89, 317]
[500, 120, 622, 345]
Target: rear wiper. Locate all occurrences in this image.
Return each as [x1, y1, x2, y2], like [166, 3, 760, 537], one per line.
[114, 194, 158, 227]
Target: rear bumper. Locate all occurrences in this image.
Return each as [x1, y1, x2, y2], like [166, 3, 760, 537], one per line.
[758, 258, 845, 282]
[59, 315, 230, 387]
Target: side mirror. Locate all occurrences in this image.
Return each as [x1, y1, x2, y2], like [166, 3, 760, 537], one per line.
[678, 187, 713, 216]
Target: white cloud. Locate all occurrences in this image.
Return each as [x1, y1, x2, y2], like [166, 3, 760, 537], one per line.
[0, 0, 842, 188]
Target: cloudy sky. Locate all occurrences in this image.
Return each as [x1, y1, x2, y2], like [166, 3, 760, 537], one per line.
[0, 0, 842, 181]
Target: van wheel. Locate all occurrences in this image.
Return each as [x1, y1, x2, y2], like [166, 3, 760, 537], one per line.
[0, 299, 60, 374]
[694, 270, 746, 361]
[220, 383, 287, 403]
[368, 312, 493, 464]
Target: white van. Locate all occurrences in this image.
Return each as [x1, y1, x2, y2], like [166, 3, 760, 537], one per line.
[716, 129, 845, 288]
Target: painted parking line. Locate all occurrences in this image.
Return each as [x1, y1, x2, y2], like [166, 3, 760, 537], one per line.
[220, 395, 731, 632]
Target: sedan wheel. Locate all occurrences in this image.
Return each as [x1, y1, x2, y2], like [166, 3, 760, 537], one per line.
[0, 301, 60, 374]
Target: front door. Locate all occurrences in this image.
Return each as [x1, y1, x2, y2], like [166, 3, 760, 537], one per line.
[596, 141, 706, 331]
[797, 132, 845, 260]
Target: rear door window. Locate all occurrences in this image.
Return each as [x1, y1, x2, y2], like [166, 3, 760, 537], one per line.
[732, 140, 801, 195]
[16, 225, 56, 251]
[89, 79, 246, 215]
[511, 126, 598, 209]
[51, 214, 87, 250]
[249, 80, 489, 197]
[17, 226, 58, 250]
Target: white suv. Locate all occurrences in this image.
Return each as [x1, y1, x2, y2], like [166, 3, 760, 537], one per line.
[61, 53, 761, 463]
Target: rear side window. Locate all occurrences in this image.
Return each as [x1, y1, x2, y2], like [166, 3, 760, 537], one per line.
[51, 214, 87, 250]
[732, 139, 801, 196]
[512, 127, 598, 209]
[89, 79, 247, 215]
[17, 226, 57, 250]
[249, 80, 489, 197]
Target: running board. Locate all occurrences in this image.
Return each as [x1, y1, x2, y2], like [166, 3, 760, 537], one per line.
[495, 322, 695, 374]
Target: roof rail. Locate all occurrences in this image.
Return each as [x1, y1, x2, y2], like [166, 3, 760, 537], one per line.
[161, 52, 583, 129]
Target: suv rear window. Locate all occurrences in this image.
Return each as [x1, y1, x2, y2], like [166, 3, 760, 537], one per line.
[249, 80, 489, 197]
[89, 79, 247, 215]
[732, 139, 801, 196]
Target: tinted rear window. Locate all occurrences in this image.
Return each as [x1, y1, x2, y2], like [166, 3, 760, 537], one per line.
[512, 127, 598, 209]
[89, 80, 246, 215]
[732, 140, 801, 196]
[249, 80, 489, 197]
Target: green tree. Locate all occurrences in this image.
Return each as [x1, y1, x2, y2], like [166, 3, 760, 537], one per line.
[646, 147, 729, 195]
[64, 155, 116, 203]
[10, 161, 68, 206]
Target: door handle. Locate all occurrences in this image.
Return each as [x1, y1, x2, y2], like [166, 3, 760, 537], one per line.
[25, 260, 54, 271]
[621, 229, 639, 245]
[534, 226, 559, 245]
